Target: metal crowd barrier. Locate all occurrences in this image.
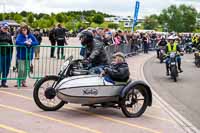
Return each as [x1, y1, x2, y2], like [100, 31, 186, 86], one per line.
[0, 45, 28, 81]
[0, 43, 146, 87]
[29, 45, 81, 79]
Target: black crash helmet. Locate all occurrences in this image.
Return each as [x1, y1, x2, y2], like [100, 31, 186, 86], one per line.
[79, 31, 94, 43]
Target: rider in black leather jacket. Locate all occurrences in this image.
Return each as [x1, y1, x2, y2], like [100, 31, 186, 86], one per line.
[103, 52, 130, 83]
[80, 31, 108, 67]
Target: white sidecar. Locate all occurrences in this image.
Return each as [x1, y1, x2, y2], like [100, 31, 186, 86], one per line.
[34, 75, 152, 118]
[56, 75, 126, 104]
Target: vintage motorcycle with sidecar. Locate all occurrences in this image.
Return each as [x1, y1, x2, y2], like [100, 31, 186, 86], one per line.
[33, 56, 152, 118]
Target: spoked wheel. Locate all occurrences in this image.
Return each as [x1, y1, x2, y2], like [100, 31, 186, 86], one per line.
[120, 85, 149, 118]
[33, 75, 65, 111]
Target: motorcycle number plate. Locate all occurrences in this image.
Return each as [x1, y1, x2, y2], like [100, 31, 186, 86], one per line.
[171, 62, 176, 65]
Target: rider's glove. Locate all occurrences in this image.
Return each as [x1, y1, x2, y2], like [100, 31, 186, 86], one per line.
[82, 59, 90, 65]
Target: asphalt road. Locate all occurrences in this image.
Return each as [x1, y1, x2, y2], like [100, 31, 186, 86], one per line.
[144, 53, 200, 130]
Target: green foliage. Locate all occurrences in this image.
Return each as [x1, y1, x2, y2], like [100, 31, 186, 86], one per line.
[65, 21, 74, 30]
[76, 22, 87, 30]
[92, 14, 104, 25]
[159, 4, 198, 32]
[27, 13, 34, 24]
[14, 14, 23, 23]
[0, 6, 198, 32]
[143, 15, 159, 30]
[20, 11, 28, 17]
[0, 14, 3, 21]
[55, 13, 65, 23]
[108, 23, 119, 29]
[0, 10, 111, 30]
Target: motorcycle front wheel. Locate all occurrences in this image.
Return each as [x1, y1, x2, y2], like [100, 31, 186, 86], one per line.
[33, 75, 65, 111]
[171, 66, 178, 82]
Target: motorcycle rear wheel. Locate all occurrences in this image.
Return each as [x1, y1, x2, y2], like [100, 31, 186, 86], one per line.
[120, 85, 149, 118]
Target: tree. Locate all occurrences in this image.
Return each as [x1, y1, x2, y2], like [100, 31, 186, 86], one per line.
[56, 13, 65, 23]
[108, 23, 119, 29]
[65, 21, 74, 30]
[0, 14, 3, 21]
[92, 14, 104, 25]
[20, 11, 28, 17]
[76, 22, 87, 30]
[159, 4, 198, 32]
[32, 21, 39, 28]
[14, 14, 23, 23]
[143, 15, 159, 30]
[27, 13, 34, 24]
[37, 13, 48, 19]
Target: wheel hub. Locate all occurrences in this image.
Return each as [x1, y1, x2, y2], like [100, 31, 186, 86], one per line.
[44, 87, 56, 99]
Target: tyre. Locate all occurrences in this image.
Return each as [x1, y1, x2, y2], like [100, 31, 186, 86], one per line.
[120, 85, 149, 118]
[171, 66, 177, 82]
[33, 75, 65, 111]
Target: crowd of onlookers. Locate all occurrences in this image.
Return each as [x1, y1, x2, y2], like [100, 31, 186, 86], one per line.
[1, 22, 200, 88]
[0, 23, 70, 88]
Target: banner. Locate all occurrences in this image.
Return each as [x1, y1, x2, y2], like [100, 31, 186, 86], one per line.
[132, 0, 140, 32]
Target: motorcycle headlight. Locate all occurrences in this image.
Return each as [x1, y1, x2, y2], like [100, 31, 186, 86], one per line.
[170, 52, 176, 58]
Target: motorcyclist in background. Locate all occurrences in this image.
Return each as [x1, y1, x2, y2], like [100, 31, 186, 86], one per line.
[156, 36, 167, 58]
[79, 31, 109, 73]
[165, 36, 183, 76]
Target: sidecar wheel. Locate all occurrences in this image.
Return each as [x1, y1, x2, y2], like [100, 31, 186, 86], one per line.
[120, 85, 149, 118]
[33, 75, 65, 111]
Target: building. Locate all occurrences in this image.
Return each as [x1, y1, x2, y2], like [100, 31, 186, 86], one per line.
[104, 16, 144, 28]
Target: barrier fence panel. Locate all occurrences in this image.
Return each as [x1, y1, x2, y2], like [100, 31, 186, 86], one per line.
[29, 45, 81, 79]
[0, 45, 28, 83]
[0, 43, 145, 86]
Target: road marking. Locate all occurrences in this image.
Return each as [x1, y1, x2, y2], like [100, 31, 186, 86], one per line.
[64, 106, 162, 133]
[0, 124, 27, 133]
[152, 105, 161, 109]
[144, 114, 174, 123]
[0, 90, 163, 133]
[0, 104, 101, 133]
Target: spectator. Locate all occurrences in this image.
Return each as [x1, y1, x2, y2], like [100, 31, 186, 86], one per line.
[55, 23, 67, 59]
[103, 32, 113, 46]
[95, 28, 104, 42]
[49, 25, 56, 58]
[0, 23, 13, 88]
[34, 29, 42, 59]
[118, 30, 127, 44]
[114, 33, 122, 52]
[15, 25, 38, 87]
[143, 34, 149, 54]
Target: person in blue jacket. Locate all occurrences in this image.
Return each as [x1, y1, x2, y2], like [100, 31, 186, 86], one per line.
[15, 25, 38, 87]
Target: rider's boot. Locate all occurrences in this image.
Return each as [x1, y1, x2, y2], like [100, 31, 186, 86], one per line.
[166, 64, 170, 76]
[178, 63, 183, 73]
[157, 50, 160, 58]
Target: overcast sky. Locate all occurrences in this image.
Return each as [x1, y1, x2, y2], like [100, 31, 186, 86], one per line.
[0, 0, 199, 18]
